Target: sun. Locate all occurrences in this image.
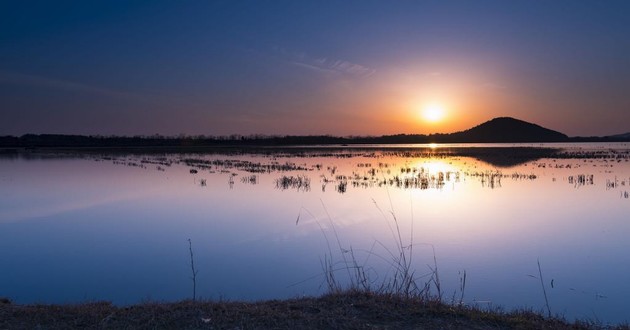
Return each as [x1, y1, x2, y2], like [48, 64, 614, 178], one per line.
[422, 103, 446, 123]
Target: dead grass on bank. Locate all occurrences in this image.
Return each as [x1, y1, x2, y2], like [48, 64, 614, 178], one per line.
[1, 292, 627, 330]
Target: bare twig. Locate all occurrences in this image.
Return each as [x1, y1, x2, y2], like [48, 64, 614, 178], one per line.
[429, 245, 442, 301]
[459, 270, 466, 305]
[537, 258, 551, 317]
[188, 239, 199, 301]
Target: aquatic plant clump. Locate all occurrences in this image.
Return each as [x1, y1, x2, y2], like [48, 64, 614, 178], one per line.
[275, 175, 311, 191]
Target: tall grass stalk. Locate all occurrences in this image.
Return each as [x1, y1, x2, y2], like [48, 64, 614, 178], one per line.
[428, 246, 442, 301]
[298, 195, 449, 303]
[371, 197, 422, 298]
[188, 239, 199, 301]
[458, 270, 467, 305]
[537, 258, 552, 317]
[320, 199, 357, 289]
[295, 206, 342, 293]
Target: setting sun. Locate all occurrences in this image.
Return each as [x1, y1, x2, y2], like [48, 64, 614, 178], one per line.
[422, 103, 446, 123]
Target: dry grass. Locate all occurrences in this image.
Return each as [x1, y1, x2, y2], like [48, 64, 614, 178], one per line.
[1, 292, 627, 330]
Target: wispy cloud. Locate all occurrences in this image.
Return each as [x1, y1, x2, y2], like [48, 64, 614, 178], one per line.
[272, 47, 376, 78]
[0, 71, 144, 100]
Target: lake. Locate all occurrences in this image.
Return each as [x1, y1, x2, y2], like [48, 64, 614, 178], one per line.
[1, 143, 629, 324]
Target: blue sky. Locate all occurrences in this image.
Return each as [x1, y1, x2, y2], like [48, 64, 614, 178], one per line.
[1, 1, 629, 136]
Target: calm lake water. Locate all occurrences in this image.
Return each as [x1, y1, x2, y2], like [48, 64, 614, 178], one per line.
[1, 143, 629, 324]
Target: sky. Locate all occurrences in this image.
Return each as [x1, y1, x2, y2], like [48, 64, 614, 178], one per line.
[1, 1, 629, 137]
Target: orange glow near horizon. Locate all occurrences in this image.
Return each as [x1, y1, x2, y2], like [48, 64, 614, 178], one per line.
[363, 72, 506, 135]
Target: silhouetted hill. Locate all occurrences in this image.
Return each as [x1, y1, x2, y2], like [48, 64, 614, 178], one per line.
[444, 117, 569, 143]
[610, 132, 630, 140]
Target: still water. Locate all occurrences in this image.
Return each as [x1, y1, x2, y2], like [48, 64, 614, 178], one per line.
[1, 143, 629, 324]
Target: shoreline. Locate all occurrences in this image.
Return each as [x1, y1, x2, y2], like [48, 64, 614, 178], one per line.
[2, 291, 626, 329]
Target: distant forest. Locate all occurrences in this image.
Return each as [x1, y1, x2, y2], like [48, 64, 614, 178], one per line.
[1, 117, 628, 148]
[0, 133, 627, 149]
[0, 133, 455, 148]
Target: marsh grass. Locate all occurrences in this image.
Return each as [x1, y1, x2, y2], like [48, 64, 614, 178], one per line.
[298, 196, 591, 327]
[298, 191, 452, 306]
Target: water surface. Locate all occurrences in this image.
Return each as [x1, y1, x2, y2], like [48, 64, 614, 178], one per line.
[1, 143, 629, 324]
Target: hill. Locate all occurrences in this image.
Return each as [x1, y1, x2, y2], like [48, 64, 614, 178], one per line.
[442, 117, 569, 143]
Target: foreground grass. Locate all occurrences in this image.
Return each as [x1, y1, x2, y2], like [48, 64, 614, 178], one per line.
[1, 292, 626, 330]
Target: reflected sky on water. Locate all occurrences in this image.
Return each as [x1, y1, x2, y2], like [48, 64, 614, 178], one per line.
[0, 143, 629, 324]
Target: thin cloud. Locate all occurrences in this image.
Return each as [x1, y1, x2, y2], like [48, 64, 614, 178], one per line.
[290, 61, 335, 73]
[273, 47, 376, 78]
[0, 71, 144, 100]
[326, 59, 376, 77]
